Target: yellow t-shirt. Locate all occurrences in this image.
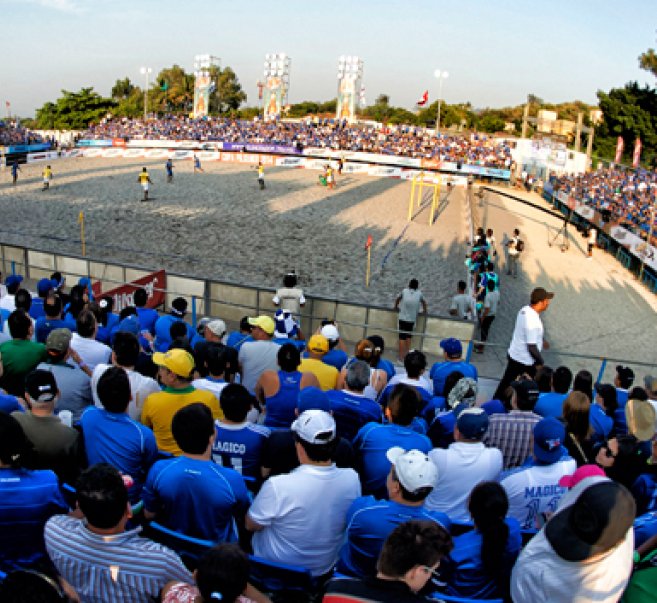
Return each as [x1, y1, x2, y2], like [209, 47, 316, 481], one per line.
[43, 168, 52, 180]
[141, 386, 222, 455]
[139, 172, 150, 184]
[298, 358, 338, 391]
[258, 165, 264, 177]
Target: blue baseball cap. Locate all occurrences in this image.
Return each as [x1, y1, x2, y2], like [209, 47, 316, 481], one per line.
[455, 404, 489, 440]
[297, 387, 331, 413]
[37, 278, 56, 297]
[5, 274, 23, 287]
[533, 417, 566, 464]
[440, 337, 462, 358]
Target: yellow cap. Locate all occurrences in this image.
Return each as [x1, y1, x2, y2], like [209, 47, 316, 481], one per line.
[248, 315, 275, 335]
[152, 349, 195, 378]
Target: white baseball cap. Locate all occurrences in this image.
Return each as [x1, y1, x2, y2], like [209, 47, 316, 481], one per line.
[320, 324, 340, 342]
[386, 447, 438, 492]
[291, 410, 336, 444]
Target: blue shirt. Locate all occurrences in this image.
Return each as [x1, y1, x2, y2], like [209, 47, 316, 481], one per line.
[327, 390, 383, 442]
[634, 511, 657, 549]
[323, 348, 349, 371]
[81, 407, 158, 502]
[376, 358, 396, 382]
[0, 393, 22, 414]
[154, 314, 196, 352]
[442, 518, 522, 600]
[429, 361, 478, 396]
[336, 496, 451, 578]
[427, 410, 457, 449]
[212, 420, 270, 480]
[144, 457, 250, 543]
[35, 317, 71, 344]
[29, 297, 46, 320]
[226, 332, 253, 351]
[96, 313, 120, 345]
[353, 423, 432, 498]
[534, 392, 567, 418]
[137, 307, 160, 335]
[589, 403, 613, 440]
[264, 371, 303, 429]
[0, 467, 68, 572]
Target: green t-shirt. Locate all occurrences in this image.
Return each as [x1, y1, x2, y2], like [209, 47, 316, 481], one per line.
[0, 339, 47, 395]
[622, 550, 657, 602]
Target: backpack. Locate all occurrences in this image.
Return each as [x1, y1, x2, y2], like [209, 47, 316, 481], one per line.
[516, 238, 525, 253]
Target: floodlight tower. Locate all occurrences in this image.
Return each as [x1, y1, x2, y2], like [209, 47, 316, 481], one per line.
[336, 55, 364, 123]
[262, 53, 291, 120]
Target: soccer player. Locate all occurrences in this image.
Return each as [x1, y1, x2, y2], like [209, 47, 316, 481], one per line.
[137, 167, 152, 202]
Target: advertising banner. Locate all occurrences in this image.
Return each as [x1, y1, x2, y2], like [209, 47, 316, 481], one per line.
[92, 270, 167, 312]
[145, 149, 170, 158]
[77, 140, 113, 147]
[193, 72, 212, 118]
[610, 226, 657, 272]
[263, 76, 284, 120]
[6, 143, 52, 153]
[220, 142, 299, 155]
[26, 151, 60, 163]
[336, 78, 357, 123]
[276, 156, 304, 167]
[367, 166, 402, 178]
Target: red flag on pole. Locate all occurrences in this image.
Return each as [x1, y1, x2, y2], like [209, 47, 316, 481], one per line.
[614, 136, 624, 163]
[365, 234, 373, 249]
[416, 91, 429, 107]
[633, 138, 642, 168]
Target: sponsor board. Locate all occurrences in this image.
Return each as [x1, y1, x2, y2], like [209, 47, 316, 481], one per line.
[101, 148, 126, 158]
[196, 151, 221, 161]
[276, 157, 304, 167]
[171, 150, 195, 160]
[304, 159, 330, 171]
[91, 270, 166, 312]
[64, 149, 82, 158]
[144, 149, 170, 158]
[342, 162, 370, 174]
[610, 226, 657, 272]
[82, 148, 104, 157]
[123, 149, 145, 158]
[26, 151, 60, 163]
[77, 140, 113, 147]
[367, 166, 402, 178]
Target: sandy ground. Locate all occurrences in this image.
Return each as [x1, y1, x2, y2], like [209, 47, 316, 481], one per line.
[0, 158, 655, 382]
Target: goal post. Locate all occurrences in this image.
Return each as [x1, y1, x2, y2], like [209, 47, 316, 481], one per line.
[408, 171, 441, 225]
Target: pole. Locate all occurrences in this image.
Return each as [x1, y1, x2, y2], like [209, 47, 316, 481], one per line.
[78, 211, 86, 256]
[436, 77, 443, 136]
[366, 245, 371, 287]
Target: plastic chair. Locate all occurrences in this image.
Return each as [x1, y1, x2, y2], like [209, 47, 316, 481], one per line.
[248, 554, 317, 596]
[145, 522, 215, 569]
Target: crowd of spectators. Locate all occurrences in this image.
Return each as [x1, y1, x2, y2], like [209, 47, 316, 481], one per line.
[0, 120, 48, 147]
[0, 276, 656, 602]
[553, 167, 657, 235]
[81, 116, 514, 167]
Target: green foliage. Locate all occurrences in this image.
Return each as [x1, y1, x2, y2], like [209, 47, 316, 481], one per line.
[111, 77, 135, 100]
[35, 88, 116, 130]
[477, 112, 506, 133]
[639, 48, 657, 79]
[210, 67, 247, 114]
[149, 65, 195, 113]
[236, 106, 261, 119]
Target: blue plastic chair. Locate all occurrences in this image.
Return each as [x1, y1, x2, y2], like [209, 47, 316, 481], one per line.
[248, 554, 317, 595]
[146, 522, 215, 569]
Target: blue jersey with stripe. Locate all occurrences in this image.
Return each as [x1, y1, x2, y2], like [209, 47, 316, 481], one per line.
[212, 420, 270, 480]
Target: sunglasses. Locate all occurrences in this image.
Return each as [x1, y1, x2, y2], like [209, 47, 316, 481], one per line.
[601, 441, 617, 459]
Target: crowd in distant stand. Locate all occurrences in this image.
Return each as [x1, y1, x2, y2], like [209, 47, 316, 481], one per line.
[553, 167, 657, 235]
[81, 116, 514, 167]
[0, 121, 49, 147]
[0, 266, 656, 602]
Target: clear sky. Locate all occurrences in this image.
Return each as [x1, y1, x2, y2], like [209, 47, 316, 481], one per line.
[1, 0, 655, 117]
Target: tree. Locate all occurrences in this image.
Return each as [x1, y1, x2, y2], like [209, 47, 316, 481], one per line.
[639, 48, 657, 79]
[111, 77, 135, 101]
[150, 65, 195, 113]
[211, 67, 247, 114]
[374, 93, 390, 107]
[35, 88, 116, 129]
[477, 112, 506, 133]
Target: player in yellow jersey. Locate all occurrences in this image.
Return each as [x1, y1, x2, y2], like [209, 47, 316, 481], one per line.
[257, 161, 265, 190]
[42, 165, 53, 191]
[137, 167, 152, 201]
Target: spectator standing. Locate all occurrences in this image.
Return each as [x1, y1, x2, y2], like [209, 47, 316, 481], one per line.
[29, 278, 56, 320]
[493, 287, 554, 403]
[425, 406, 503, 522]
[449, 280, 475, 320]
[506, 228, 522, 277]
[134, 287, 159, 336]
[615, 364, 635, 407]
[336, 447, 450, 579]
[394, 279, 427, 362]
[587, 226, 597, 258]
[246, 409, 361, 578]
[154, 297, 196, 353]
[144, 404, 250, 542]
[272, 271, 305, 319]
[45, 464, 192, 602]
[35, 294, 69, 344]
[475, 280, 500, 353]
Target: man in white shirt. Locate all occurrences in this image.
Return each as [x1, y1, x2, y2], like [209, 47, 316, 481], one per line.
[425, 405, 502, 522]
[0, 274, 23, 313]
[246, 409, 361, 577]
[71, 310, 111, 372]
[511, 479, 635, 603]
[500, 417, 576, 530]
[493, 287, 553, 403]
[272, 272, 305, 319]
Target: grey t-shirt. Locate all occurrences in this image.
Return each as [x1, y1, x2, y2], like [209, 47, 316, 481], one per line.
[397, 288, 425, 323]
[484, 289, 500, 316]
[238, 340, 281, 394]
[450, 293, 475, 319]
[37, 361, 93, 422]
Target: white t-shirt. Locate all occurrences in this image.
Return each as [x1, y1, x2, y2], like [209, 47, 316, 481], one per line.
[70, 333, 111, 372]
[589, 228, 597, 244]
[425, 442, 503, 522]
[511, 519, 633, 603]
[507, 305, 544, 365]
[91, 363, 161, 421]
[249, 464, 361, 576]
[0, 294, 15, 312]
[192, 378, 229, 402]
[500, 458, 576, 530]
[272, 287, 305, 317]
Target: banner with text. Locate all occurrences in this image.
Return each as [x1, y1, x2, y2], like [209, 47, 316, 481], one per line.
[91, 270, 167, 312]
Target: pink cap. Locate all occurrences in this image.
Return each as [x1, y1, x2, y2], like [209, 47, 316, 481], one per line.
[558, 464, 605, 488]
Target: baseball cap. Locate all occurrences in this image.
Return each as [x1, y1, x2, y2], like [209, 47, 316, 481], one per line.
[545, 481, 635, 562]
[559, 464, 606, 489]
[320, 324, 340, 342]
[37, 278, 56, 297]
[616, 365, 635, 389]
[116, 315, 140, 336]
[46, 328, 72, 353]
[206, 319, 226, 338]
[386, 447, 438, 493]
[291, 409, 336, 444]
[447, 377, 478, 409]
[533, 417, 566, 464]
[297, 386, 331, 413]
[625, 399, 656, 442]
[152, 348, 195, 378]
[440, 337, 462, 358]
[530, 287, 555, 304]
[248, 315, 275, 335]
[25, 369, 58, 403]
[455, 405, 489, 440]
[5, 274, 23, 287]
[510, 379, 540, 407]
[307, 334, 329, 354]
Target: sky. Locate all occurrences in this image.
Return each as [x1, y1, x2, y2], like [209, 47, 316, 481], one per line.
[1, 0, 655, 117]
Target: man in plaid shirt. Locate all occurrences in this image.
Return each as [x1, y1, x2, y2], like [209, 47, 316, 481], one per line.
[484, 379, 541, 469]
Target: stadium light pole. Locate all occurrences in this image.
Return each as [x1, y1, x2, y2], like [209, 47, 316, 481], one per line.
[434, 69, 449, 137]
[140, 67, 152, 120]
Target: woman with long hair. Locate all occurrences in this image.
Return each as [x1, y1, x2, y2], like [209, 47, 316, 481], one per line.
[561, 391, 595, 466]
[442, 481, 521, 600]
